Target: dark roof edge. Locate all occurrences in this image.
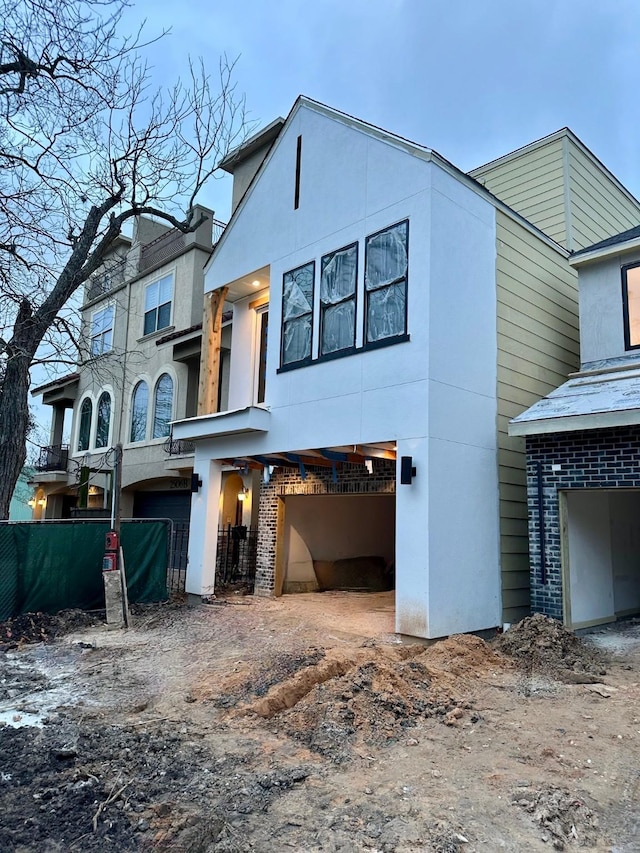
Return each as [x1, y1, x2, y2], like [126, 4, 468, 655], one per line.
[219, 117, 286, 173]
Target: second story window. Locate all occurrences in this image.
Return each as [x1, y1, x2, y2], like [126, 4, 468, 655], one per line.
[622, 262, 640, 350]
[152, 373, 173, 438]
[130, 381, 149, 442]
[320, 243, 357, 356]
[365, 220, 408, 344]
[95, 392, 111, 449]
[281, 261, 314, 367]
[90, 305, 114, 356]
[144, 274, 173, 336]
[78, 398, 92, 452]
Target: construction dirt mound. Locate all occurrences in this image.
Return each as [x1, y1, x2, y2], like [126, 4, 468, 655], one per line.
[215, 635, 508, 763]
[495, 613, 607, 680]
[0, 609, 100, 650]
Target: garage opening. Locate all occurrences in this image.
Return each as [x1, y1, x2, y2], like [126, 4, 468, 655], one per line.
[280, 494, 395, 594]
[563, 489, 640, 628]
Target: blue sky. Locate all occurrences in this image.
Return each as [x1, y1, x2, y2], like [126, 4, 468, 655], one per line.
[126, 0, 640, 222]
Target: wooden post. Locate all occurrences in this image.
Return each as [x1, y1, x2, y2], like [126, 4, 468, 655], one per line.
[198, 286, 229, 416]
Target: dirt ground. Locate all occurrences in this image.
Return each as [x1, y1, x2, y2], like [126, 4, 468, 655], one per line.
[1, 592, 639, 852]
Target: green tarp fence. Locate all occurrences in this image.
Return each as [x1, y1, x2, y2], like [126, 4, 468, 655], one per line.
[0, 520, 169, 621]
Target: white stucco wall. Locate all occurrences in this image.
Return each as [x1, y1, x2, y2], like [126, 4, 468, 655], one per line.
[578, 251, 640, 364]
[183, 104, 501, 637]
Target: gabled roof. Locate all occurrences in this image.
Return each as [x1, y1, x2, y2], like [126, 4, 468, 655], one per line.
[204, 96, 569, 275]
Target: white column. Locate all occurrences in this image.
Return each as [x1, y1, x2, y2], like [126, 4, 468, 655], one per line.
[186, 458, 222, 598]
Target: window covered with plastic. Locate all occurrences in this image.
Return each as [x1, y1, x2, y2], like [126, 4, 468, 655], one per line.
[90, 305, 114, 356]
[144, 274, 173, 336]
[281, 261, 314, 366]
[320, 243, 357, 355]
[95, 392, 111, 449]
[77, 398, 92, 451]
[130, 381, 149, 442]
[365, 220, 408, 343]
[152, 373, 173, 438]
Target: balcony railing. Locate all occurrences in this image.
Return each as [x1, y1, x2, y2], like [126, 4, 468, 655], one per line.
[35, 444, 69, 472]
[164, 438, 195, 457]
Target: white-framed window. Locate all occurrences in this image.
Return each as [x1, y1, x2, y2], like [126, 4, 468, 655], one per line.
[144, 273, 173, 336]
[90, 305, 114, 356]
[130, 380, 149, 442]
[152, 373, 173, 438]
[95, 391, 112, 449]
[77, 397, 93, 451]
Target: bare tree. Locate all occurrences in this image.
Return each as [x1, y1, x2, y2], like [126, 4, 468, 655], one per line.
[0, 0, 246, 517]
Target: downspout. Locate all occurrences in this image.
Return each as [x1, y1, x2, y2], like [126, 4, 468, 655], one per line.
[536, 460, 546, 585]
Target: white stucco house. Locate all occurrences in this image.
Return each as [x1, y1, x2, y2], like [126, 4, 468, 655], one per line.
[172, 98, 640, 639]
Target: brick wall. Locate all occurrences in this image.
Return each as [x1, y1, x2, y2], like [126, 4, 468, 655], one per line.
[526, 425, 640, 619]
[255, 460, 396, 595]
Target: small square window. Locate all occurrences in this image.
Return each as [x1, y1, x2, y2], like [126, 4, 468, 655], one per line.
[144, 274, 173, 335]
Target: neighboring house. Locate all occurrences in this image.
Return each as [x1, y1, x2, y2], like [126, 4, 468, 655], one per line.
[172, 97, 640, 640]
[30, 207, 244, 536]
[9, 466, 35, 520]
[510, 224, 640, 629]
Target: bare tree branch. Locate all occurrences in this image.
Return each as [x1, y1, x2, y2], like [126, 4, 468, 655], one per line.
[0, 0, 247, 517]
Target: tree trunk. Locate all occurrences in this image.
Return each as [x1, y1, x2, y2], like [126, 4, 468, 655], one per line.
[0, 351, 31, 519]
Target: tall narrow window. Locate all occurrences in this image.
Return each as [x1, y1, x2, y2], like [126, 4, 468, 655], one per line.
[152, 373, 173, 438]
[281, 261, 314, 366]
[90, 305, 114, 356]
[320, 243, 357, 355]
[95, 392, 111, 449]
[130, 381, 149, 442]
[622, 262, 640, 349]
[365, 220, 409, 344]
[256, 309, 268, 404]
[78, 398, 92, 451]
[144, 274, 173, 335]
[294, 134, 302, 209]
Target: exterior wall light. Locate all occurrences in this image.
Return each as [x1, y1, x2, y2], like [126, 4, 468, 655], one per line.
[237, 487, 249, 501]
[400, 456, 417, 485]
[191, 473, 203, 493]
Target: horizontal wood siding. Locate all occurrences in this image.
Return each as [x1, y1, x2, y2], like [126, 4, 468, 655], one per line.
[568, 143, 640, 250]
[472, 139, 568, 248]
[496, 211, 579, 624]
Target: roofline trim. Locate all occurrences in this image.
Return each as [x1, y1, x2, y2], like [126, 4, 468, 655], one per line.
[205, 96, 570, 278]
[570, 236, 640, 267]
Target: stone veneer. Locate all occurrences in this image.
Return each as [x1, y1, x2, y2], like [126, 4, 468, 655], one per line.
[254, 459, 396, 595]
[526, 425, 640, 620]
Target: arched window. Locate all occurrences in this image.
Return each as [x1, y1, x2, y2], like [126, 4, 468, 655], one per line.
[77, 398, 92, 451]
[152, 374, 173, 439]
[130, 381, 148, 442]
[95, 391, 111, 448]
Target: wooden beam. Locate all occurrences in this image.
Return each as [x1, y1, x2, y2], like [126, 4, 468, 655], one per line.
[197, 286, 229, 416]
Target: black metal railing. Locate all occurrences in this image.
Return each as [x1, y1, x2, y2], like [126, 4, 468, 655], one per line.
[168, 520, 190, 593]
[163, 438, 196, 456]
[216, 525, 258, 591]
[35, 444, 69, 472]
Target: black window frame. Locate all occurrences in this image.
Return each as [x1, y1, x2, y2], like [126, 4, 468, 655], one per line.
[280, 260, 315, 370]
[95, 391, 111, 449]
[364, 219, 409, 348]
[152, 373, 174, 439]
[319, 241, 358, 358]
[622, 261, 640, 351]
